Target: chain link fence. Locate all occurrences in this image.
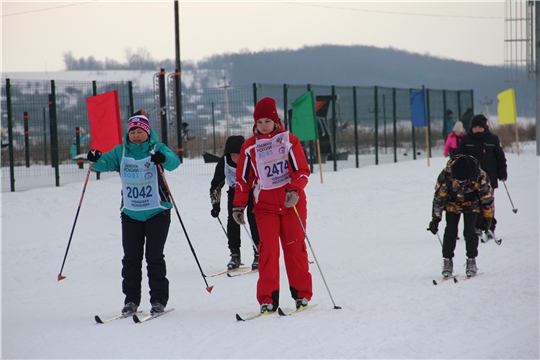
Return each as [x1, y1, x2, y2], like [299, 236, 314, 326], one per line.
[1, 76, 473, 192]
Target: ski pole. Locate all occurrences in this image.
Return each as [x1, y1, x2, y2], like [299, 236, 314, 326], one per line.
[292, 204, 341, 310]
[58, 163, 93, 281]
[502, 180, 518, 214]
[218, 214, 259, 255]
[216, 216, 228, 239]
[436, 232, 443, 247]
[153, 157, 214, 293]
[242, 224, 259, 255]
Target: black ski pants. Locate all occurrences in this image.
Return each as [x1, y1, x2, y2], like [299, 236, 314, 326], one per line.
[121, 210, 170, 307]
[227, 188, 259, 254]
[442, 211, 479, 259]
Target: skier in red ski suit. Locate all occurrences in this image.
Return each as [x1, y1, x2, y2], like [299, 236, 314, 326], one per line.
[232, 97, 313, 314]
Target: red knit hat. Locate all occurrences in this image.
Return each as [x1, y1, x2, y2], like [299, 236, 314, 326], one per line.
[253, 97, 280, 123]
[127, 114, 151, 136]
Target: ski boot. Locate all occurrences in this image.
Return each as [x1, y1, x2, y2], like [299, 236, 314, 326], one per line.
[295, 298, 308, 309]
[465, 258, 478, 277]
[260, 303, 275, 313]
[442, 258, 453, 278]
[227, 251, 241, 270]
[121, 302, 138, 315]
[251, 253, 259, 270]
[150, 302, 165, 314]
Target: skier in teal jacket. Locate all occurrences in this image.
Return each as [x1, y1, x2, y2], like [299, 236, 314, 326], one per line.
[87, 110, 180, 315]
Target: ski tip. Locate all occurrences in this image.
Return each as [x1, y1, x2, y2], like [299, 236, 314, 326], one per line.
[453, 277, 458, 283]
[133, 315, 141, 323]
[226, 273, 233, 278]
[277, 307, 286, 316]
[206, 285, 214, 293]
[94, 315, 103, 324]
[432, 279, 438, 285]
[235, 314, 245, 322]
[57, 274, 66, 281]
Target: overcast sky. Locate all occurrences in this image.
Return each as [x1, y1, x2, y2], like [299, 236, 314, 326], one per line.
[2, 1, 507, 73]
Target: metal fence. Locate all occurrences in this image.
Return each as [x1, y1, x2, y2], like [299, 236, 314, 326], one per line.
[1, 75, 473, 192]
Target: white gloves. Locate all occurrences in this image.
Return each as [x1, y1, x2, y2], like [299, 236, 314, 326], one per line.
[232, 207, 245, 225]
[284, 191, 299, 208]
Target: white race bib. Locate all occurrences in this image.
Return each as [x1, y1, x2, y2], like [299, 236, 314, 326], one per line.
[255, 132, 292, 190]
[121, 155, 161, 211]
[225, 161, 236, 188]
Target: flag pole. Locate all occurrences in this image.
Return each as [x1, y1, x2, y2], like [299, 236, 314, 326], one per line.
[425, 126, 430, 167]
[316, 139, 324, 183]
[514, 121, 520, 156]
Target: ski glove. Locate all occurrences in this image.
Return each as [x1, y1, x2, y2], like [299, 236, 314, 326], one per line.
[284, 191, 299, 208]
[210, 189, 222, 204]
[427, 217, 440, 235]
[211, 203, 220, 218]
[232, 207, 246, 225]
[151, 151, 166, 165]
[87, 149, 102, 162]
[480, 217, 493, 231]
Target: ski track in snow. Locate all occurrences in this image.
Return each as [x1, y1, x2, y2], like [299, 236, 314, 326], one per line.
[2, 154, 538, 359]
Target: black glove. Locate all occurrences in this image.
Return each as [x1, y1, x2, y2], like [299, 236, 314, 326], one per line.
[480, 217, 493, 231]
[151, 151, 166, 165]
[211, 203, 220, 218]
[427, 217, 441, 235]
[87, 149, 102, 162]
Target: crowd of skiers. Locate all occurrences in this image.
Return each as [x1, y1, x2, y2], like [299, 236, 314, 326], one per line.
[84, 100, 507, 316]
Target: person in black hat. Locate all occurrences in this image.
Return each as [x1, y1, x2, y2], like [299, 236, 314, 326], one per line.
[428, 154, 494, 277]
[455, 114, 507, 240]
[209, 135, 260, 270]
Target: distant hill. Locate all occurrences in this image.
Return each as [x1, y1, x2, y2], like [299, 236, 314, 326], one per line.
[197, 45, 535, 117]
[5, 45, 535, 117]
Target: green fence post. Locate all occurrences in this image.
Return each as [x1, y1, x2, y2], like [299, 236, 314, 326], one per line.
[331, 86, 337, 171]
[212, 102, 216, 154]
[92, 80, 101, 180]
[307, 84, 314, 173]
[158, 69, 168, 145]
[426, 89, 432, 159]
[24, 112, 30, 167]
[393, 88, 397, 163]
[374, 86, 379, 165]
[43, 106, 48, 166]
[128, 81, 134, 115]
[6, 79, 15, 191]
[252, 83, 257, 106]
[283, 84, 289, 131]
[49, 80, 60, 187]
[353, 86, 359, 168]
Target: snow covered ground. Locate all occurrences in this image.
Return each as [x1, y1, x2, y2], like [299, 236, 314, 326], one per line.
[2, 153, 538, 359]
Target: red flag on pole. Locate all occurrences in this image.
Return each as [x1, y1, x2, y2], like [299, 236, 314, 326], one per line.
[86, 90, 123, 152]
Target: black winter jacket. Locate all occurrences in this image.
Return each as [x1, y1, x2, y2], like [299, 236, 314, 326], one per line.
[454, 129, 507, 189]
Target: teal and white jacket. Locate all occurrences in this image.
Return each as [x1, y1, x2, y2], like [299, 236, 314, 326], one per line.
[91, 129, 181, 221]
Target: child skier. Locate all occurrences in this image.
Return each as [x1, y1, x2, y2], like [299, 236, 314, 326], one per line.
[232, 97, 313, 314]
[428, 154, 494, 277]
[209, 135, 260, 270]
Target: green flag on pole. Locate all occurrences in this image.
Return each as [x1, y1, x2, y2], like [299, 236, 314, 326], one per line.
[291, 91, 318, 141]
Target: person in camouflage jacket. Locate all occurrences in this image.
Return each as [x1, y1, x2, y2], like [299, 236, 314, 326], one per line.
[428, 154, 494, 276]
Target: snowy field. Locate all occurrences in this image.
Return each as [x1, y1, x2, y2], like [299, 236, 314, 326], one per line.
[1, 153, 538, 359]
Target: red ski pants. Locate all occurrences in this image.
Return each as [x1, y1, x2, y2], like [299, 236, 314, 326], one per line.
[254, 203, 313, 307]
